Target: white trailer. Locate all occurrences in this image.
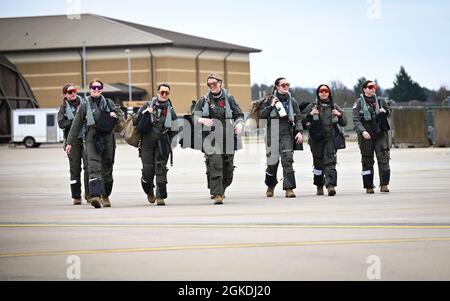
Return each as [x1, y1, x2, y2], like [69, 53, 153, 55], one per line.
[11, 108, 64, 148]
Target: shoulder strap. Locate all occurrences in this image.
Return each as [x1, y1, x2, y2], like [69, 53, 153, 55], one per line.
[107, 98, 116, 112]
[84, 96, 95, 126]
[223, 89, 233, 119]
[376, 96, 383, 107]
[147, 97, 158, 108]
[359, 95, 365, 111]
[202, 95, 210, 117]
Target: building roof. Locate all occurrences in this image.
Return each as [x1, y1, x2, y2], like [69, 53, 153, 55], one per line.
[104, 16, 261, 53]
[0, 14, 261, 53]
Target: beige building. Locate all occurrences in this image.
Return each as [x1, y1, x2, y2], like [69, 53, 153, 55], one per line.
[0, 14, 260, 113]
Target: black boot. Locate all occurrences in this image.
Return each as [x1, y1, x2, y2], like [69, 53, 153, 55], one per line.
[70, 181, 82, 200]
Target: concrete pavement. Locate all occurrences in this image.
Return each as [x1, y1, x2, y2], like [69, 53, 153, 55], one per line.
[0, 141, 449, 280]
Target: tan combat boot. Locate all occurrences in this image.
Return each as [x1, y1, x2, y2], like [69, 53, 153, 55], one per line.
[285, 189, 296, 198]
[266, 187, 275, 198]
[156, 198, 165, 206]
[101, 196, 111, 207]
[327, 185, 336, 196]
[213, 195, 224, 205]
[366, 188, 375, 194]
[316, 186, 324, 195]
[90, 197, 102, 208]
[211, 195, 225, 199]
[380, 185, 390, 193]
[73, 198, 82, 205]
[147, 191, 156, 204]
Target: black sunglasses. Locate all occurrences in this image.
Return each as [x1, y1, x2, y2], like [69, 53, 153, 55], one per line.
[90, 85, 103, 91]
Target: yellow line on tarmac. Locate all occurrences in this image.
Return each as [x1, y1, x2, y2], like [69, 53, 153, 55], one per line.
[1, 223, 450, 229]
[1, 237, 450, 258]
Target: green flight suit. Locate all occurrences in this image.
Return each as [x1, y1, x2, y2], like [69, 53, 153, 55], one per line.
[134, 99, 178, 199]
[67, 95, 118, 199]
[260, 92, 303, 190]
[58, 95, 89, 200]
[193, 89, 244, 196]
[302, 100, 347, 188]
[353, 95, 392, 188]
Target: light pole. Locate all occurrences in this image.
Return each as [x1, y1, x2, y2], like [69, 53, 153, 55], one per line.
[82, 41, 87, 98]
[125, 49, 132, 101]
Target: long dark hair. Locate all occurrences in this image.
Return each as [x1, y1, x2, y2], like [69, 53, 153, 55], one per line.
[274, 77, 286, 87]
[316, 84, 333, 101]
[273, 77, 287, 94]
[62, 82, 75, 94]
[361, 80, 373, 92]
[315, 84, 335, 109]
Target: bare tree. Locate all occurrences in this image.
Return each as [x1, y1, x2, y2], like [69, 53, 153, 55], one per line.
[329, 80, 355, 108]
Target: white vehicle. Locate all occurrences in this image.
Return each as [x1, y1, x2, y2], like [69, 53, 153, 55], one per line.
[11, 108, 64, 148]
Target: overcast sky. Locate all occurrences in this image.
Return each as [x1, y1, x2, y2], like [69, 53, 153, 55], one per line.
[1, 0, 449, 90]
